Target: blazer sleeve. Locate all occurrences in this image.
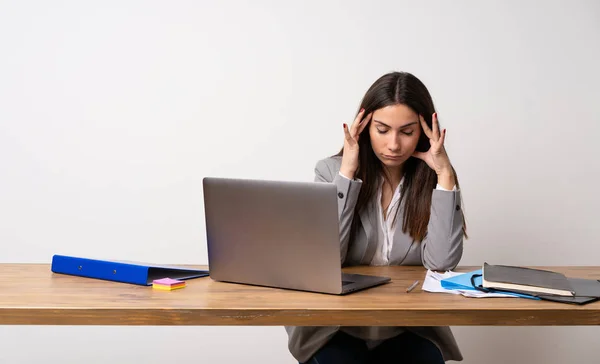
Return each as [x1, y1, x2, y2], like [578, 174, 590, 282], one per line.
[314, 158, 362, 264]
[420, 189, 464, 271]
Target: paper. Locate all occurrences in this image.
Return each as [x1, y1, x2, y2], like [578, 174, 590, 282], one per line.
[422, 270, 523, 298]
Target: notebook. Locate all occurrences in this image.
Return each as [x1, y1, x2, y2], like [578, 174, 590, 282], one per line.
[502, 280, 600, 305]
[535, 277, 600, 304]
[482, 262, 575, 297]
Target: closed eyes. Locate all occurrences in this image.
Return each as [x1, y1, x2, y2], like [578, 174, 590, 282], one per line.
[376, 128, 413, 136]
[374, 120, 417, 136]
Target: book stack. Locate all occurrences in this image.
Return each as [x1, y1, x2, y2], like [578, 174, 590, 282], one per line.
[433, 263, 600, 305]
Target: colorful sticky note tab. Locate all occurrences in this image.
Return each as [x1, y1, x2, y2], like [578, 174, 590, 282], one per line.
[152, 277, 186, 291]
[153, 278, 184, 285]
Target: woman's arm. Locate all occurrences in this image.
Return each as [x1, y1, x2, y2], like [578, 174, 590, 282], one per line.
[314, 158, 362, 264]
[420, 188, 464, 271]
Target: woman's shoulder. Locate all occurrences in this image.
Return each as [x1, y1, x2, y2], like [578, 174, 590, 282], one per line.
[313, 155, 343, 181]
[315, 155, 342, 172]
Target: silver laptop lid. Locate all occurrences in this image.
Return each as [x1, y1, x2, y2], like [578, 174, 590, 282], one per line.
[202, 177, 343, 294]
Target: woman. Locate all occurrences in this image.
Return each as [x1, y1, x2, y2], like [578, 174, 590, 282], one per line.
[285, 71, 467, 364]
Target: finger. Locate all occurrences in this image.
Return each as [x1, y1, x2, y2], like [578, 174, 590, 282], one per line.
[438, 128, 446, 146]
[357, 112, 372, 136]
[343, 123, 354, 143]
[432, 113, 440, 140]
[419, 115, 433, 139]
[350, 108, 366, 135]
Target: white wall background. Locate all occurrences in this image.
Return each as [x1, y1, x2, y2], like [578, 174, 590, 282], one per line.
[1, 0, 599, 362]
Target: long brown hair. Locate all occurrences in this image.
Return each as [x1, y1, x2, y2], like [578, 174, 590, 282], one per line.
[336, 71, 467, 242]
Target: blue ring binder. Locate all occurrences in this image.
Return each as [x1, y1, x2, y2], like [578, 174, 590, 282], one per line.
[50, 254, 209, 285]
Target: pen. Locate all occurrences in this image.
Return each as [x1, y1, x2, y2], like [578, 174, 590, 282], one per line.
[406, 280, 419, 293]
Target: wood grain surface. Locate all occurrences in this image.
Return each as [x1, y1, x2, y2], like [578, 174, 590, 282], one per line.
[1, 264, 599, 326]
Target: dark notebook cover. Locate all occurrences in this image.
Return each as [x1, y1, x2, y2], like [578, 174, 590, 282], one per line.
[538, 278, 600, 305]
[506, 278, 600, 305]
[482, 262, 575, 296]
[568, 277, 600, 297]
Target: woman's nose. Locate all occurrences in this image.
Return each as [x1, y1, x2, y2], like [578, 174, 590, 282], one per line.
[387, 135, 400, 151]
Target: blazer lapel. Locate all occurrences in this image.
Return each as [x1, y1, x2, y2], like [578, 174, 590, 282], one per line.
[359, 197, 379, 264]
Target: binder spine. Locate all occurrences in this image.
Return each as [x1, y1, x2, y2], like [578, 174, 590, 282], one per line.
[51, 255, 149, 285]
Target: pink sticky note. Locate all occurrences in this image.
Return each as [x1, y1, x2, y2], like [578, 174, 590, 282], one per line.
[153, 278, 184, 285]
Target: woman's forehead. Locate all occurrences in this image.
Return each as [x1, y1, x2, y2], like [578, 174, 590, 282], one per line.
[372, 105, 418, 127]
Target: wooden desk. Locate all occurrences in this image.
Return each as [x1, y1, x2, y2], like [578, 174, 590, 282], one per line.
[1, 264, 599, 326]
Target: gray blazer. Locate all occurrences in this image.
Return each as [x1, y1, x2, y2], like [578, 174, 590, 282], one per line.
[285, 156, 465, 363]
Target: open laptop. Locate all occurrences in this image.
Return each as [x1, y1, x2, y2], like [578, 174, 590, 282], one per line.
[202, 176, 391, 295]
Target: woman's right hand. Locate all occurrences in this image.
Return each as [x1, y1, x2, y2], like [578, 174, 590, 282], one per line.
[340, 108, 372, 179]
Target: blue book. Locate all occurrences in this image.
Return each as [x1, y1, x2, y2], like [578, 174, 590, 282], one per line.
[51, 254, 209, 286]
[441, 269, 539, 300]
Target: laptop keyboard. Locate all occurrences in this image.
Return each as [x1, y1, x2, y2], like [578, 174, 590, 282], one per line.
[342, 280, 353, 286]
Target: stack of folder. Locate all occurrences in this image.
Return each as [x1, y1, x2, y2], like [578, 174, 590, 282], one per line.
[480, 262, 600, 304]
[441, 262, 600, 305]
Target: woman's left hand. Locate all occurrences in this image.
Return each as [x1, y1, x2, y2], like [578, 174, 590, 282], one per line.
[412, 113, 454, 178]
